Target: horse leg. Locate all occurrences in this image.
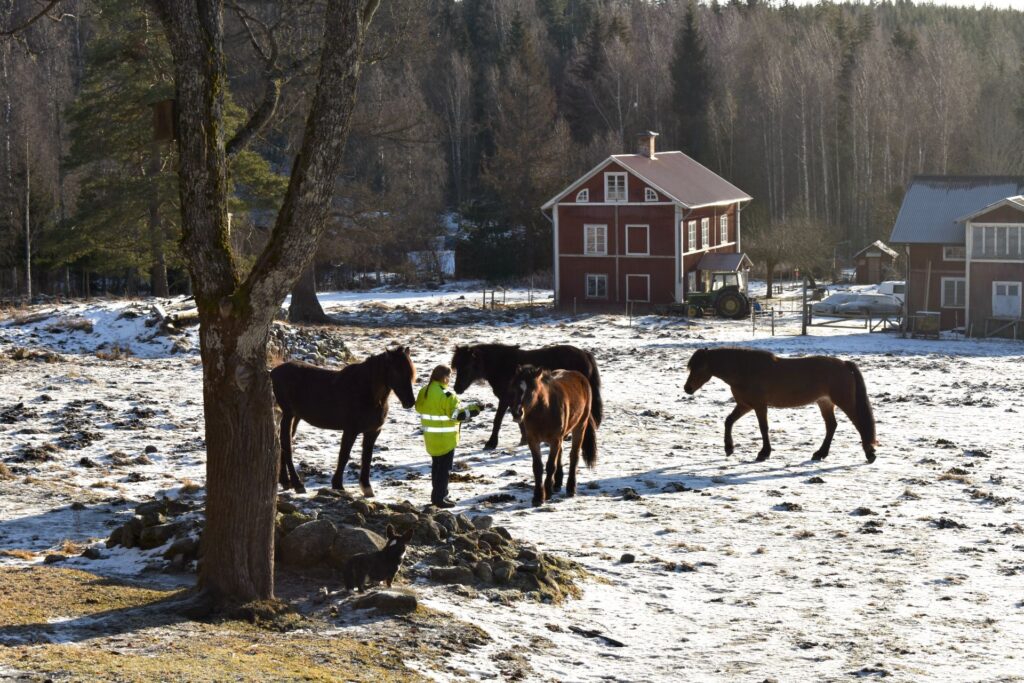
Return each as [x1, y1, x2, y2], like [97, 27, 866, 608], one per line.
[358, 429, 381, 498]
[279, 414, 297, 490]
[484, 397, 509, 450]
[565, 425, 583, 497]
[529, 440, 546, 507]
[753, 405, 772, 462]
[544, 440, 562, 499]
[332, 430, 359, 491]
[724, 404, 752, 456]
[812, 400, 838, 461]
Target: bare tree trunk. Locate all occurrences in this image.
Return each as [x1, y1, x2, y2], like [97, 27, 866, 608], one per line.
[149, 142, 169, 297]
[23, 134, 30, 302]
[289, 262, 327, 323]
[152, 0, 379, 604]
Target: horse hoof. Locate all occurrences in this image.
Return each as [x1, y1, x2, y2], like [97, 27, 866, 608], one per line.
[331, 479, 344, 491]
[361, 485, 375, 498]
[565, 488, 576, 498]
[865, 451, 877, 464]
[811, 451, 826, 462]
[755, 452, 770, 462]
[725, 446, 734, 457]
[294, 483, 307, 494]
[532, 497, 544, 507]
[483, 441, 497, 451]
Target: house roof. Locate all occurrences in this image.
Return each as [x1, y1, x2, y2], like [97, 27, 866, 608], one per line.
[541, 151, 752, 210]
[890, 176, 1024, 245]
[853, 240, 898, 259]
[696, 252, 753, 272]
[954, 195, 1024, 224]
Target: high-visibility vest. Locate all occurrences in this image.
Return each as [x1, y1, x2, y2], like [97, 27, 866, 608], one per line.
[415, 381, 464, 456]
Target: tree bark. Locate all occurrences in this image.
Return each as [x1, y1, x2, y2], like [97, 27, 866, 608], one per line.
[149, 142, 169, 297]
[152, 0, 379, 603]
[289, 263, 327, 323]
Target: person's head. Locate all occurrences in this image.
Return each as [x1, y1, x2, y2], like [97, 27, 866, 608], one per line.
[430, 365, 452, 385]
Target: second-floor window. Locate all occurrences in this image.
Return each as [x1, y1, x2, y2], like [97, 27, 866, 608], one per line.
[720, 215, 728, 243]
[943, 245, 965, 261]
[972, 225, 1023, 260]
[687, 221, 697, 251]
[584, 224, 608, 255]
[576, 188, 589, 203]
[605, 173, 627, 202]
[644, 187, 658, 202]
[701, 218, 710, 249]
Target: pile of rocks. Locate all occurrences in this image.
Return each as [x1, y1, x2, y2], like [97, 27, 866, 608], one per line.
[269, 324, 354, 366]
[106, 485, 583, 605]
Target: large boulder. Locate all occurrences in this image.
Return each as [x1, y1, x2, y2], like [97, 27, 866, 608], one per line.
[429, 566, 474, 585]
[279, 519, 338, 566]
[327, 525, 385, 568]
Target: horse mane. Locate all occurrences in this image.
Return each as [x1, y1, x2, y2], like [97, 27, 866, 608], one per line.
[699, 346, 777, 371]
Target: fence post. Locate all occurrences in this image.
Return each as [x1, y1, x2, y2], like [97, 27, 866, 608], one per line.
[482, 289, 486, 310]
[771, 309, 776, 336]
[801, 276, 808, 336]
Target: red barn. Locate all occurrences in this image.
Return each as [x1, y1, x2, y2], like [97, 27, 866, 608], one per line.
[890, 176, 1024, 337]
[541, 132, 752, 310]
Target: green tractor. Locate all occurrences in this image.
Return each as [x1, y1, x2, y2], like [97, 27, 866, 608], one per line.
[685, 271, 750, 319]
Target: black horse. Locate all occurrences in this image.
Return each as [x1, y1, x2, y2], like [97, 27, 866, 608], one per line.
[272, 346, 416, 495]
[451, 343, 602, 449]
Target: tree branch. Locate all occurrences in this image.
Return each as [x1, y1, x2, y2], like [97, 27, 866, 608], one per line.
[0, 0, 68, 37]
[224, 1, 281, 157]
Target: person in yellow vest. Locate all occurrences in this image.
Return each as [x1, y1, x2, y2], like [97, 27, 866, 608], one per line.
[415, 365, 482, 508]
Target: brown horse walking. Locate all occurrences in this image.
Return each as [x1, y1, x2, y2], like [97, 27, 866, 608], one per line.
[509, 366, 598, 506]
[272, 346, 416, 495]
[683, 347, 877, 463]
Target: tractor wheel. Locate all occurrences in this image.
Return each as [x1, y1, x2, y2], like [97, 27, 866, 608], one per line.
[716, 292, 747, 319]
[686, 302, 703, 318]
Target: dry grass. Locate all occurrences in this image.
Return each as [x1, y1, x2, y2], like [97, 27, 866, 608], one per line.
[47, 315, 94, 334]
[58, 539, 87, 555]
[179, 479, 203, 495]
[96, 343, 133, 360]
[0, 549, 37, 560]
[0, 566, 433, 682]
[0, 462, 13, 480]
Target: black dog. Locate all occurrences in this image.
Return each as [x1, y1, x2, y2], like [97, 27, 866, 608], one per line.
[342, 525, 414, 592]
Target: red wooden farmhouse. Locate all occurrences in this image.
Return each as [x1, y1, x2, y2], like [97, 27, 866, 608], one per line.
[542, 132, 752, 310]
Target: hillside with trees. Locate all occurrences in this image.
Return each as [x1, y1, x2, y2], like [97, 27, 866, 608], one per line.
[3, 0, 1024, 296]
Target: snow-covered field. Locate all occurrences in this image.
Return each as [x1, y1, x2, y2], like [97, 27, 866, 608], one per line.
[2, 285, 1023, 681]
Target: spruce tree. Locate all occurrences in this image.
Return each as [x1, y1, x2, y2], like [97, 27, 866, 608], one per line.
[670, 2, 711, 162]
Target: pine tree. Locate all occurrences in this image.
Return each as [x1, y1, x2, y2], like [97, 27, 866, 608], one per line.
[670, 2, 711, 162]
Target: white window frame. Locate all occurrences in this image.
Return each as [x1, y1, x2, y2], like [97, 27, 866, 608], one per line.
[973, 224, 1024, 260]
[575, 188, 589, 203]
[719, 214, 728, 244]
[644, 187, 658, 202]
[701, 218, 710, 249]
[940, 276, 966, 309]
[625, 274, 651, 302]
[625, 224, 650, 256]
[992, 281, 1022, 318]
[687, 221, 697, 251]
[604, 172, 627, 203]
[943, 245, 966, 261]
[583, 224, 607, 256]
[585, 273, 608, 299]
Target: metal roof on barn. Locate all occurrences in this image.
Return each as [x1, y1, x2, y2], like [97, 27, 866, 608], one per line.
[890, 176, 1024, 245]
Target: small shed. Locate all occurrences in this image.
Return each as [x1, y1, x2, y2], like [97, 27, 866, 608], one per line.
[854, 240, 898, 284]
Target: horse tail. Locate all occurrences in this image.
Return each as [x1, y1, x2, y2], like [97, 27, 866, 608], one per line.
[586, 353, 603, 427]
[845, 361, 877, 446]
[582, 415, 598, 468]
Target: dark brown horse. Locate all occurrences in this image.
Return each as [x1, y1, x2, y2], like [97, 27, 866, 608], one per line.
[684, 347, 877, 463]
[272, 346, 416, 495]
[509, 366, 598, 506]
[452, 343, 602, 449]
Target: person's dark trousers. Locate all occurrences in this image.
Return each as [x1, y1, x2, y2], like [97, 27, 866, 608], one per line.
[430, 450, 455, 504]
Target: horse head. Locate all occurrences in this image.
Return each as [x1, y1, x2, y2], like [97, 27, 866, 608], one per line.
[451, 345, 481, 394]
[508, 365, 545, 423]
[684, 348, 713, 395]
[385, 345, 416, 409]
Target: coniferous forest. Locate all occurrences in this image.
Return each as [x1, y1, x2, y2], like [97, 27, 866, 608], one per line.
[2, 0, 1023, 297]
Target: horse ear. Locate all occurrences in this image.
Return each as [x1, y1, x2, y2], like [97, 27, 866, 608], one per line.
[401, 528, 414, 543]
[386, 524, 395, 538]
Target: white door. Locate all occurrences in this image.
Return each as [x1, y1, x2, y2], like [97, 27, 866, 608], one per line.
[992, 281, 1022, 318]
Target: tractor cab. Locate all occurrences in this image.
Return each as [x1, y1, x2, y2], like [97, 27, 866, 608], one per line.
[685, 252, 753, 319]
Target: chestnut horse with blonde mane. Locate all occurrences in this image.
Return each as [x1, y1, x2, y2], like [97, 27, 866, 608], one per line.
[684, 347, 877, 463]
[509, 366, 598, 506]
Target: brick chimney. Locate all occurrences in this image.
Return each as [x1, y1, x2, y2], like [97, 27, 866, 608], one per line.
[637, 131, 658, 160]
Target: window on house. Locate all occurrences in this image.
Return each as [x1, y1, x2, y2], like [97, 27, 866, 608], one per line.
[584, 224, 607, 255]
[719, 215, 728, 244]
[575, 189, 589, 203]
[973, 225, 1024, 260]
[687, 221, 697, 251]
[625, 225, 649, 255]
[701, 218, 710, 249]
[605, 173, 627, 202]
[586, 274, 608, 299]
[943, 246, 966, 261]
[941, 277, 966, 308]
[644, 187, 658, 202]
